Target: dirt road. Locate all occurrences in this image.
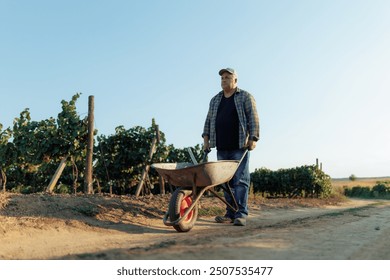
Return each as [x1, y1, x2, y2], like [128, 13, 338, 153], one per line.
[0, 193, 389, 260]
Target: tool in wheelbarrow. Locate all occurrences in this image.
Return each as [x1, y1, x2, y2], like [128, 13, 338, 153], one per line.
[151, 149, 248, 232]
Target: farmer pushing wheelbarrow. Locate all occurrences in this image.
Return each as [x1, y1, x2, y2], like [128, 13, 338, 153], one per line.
[153, 67, 260, 232]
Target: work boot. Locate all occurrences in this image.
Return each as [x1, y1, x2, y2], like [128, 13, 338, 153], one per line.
[215, 215, 234, 223]
[233, 217, 246, 226]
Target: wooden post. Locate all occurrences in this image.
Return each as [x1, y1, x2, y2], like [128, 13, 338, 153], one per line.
[1, 167, 6, 192]
[135, 124, 160, 197]
[46, 156, 68, 193]
[135, 139, 156, 197]
[84, 95, 94, 194]
[159, 175, 165, 195]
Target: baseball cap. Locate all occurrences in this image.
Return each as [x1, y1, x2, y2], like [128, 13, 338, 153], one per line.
[219, 67, 237, 76]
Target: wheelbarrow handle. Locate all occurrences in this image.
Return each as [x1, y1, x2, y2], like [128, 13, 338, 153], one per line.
[202, 148, 211, 163]
[238, 148, 249, 166]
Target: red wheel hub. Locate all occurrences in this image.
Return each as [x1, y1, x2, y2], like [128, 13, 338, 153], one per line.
[180, 195, 193, 222]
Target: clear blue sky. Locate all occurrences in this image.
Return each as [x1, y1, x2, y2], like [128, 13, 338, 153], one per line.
[1, 0, 389, 178]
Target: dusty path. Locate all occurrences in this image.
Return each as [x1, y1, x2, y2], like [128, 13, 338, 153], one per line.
[0, 193, 389, 260]
[76, 199, 390, 260]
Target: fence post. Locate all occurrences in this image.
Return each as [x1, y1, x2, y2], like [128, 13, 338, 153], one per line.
[84, 95, 94, 194]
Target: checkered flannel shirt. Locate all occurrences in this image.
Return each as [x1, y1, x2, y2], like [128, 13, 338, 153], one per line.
[202, 88, 260, 149]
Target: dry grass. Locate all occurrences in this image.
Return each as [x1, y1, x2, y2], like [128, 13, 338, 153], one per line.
[331, 177, 390, 194]
[332, 177, 390, 187]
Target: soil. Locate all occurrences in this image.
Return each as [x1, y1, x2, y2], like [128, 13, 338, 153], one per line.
[0, 192, 389, 260]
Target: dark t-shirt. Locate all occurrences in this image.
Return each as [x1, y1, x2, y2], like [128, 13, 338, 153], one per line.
[216, 94, 239, 150]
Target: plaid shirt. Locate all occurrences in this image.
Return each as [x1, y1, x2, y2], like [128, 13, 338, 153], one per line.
[202, 88, 260, 149]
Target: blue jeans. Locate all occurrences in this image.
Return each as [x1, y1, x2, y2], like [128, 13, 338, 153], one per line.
[217, 149, 250, 219]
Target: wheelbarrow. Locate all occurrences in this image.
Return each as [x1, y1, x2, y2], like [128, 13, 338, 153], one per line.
[151, 149, 248, 232]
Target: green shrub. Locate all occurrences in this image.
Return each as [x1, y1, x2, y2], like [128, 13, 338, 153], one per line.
[344, 181, 390, 199]
[56, 184, 72, 194]
[251, 165, 332, 198]
[372, 183, 390, 194]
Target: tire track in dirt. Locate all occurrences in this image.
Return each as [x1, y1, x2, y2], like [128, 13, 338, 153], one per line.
[65, 200, 390, 260]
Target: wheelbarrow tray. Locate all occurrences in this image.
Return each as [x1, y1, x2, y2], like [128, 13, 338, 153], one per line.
[151, 150, 248, 231]
[152, 160, 240, 188]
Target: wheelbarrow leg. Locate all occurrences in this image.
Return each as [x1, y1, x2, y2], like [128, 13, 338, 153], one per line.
[208, 182, 239, 214]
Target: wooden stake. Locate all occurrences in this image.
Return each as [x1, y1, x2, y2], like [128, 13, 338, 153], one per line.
[1, 167, 7, 192]
[135, 140, 156, 197]
[159, 175, 165, 195]
[135, 124, 160, 197]
[84, 95, 94, 194]
[46, 156, 68, 193]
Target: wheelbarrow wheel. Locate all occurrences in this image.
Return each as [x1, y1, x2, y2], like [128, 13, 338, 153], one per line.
[169, 188, 198, 232]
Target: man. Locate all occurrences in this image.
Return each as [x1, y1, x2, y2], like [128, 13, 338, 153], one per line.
[202, 67, 259, 226]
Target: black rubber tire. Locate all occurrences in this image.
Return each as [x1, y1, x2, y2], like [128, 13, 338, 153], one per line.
[168, 188, 198, 232]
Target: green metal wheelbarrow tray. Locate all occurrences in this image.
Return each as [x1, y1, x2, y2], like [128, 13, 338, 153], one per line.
[151, 150, 247, 232]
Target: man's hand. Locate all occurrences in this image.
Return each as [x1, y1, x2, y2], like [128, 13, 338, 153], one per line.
[203, 136, 210, 152]
[247, 140, 256, 151]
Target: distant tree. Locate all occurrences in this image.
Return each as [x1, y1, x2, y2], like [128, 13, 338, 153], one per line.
[349, 174, 357, 181]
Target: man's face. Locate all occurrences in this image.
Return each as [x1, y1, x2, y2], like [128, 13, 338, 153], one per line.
[220, 72, 237, 91]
